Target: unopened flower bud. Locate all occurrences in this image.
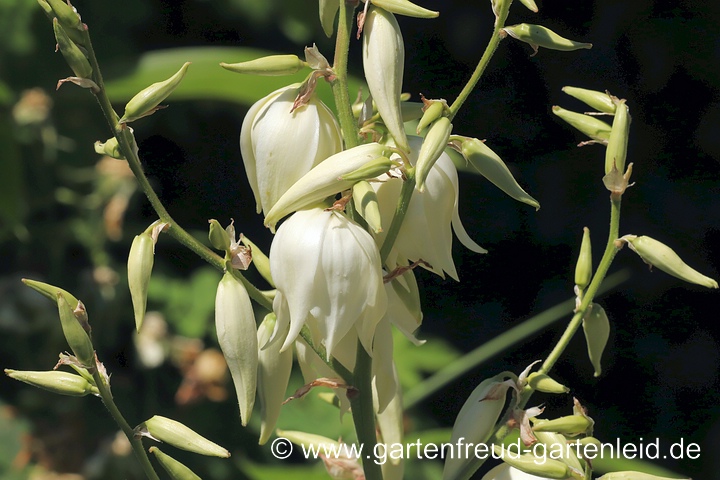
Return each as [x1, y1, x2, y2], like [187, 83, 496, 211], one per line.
[416, 117, 452, 191]
[215, 272, 258, 426]
[53, 19, 92, 79]
[597, 473, 690, 480]
[604, 99, 630, 174]
[128, 231, 155, 332]
[575, 227, 593, 290]
[119, 62, 190, 124]
[401, 101, 425, 122]
[353, 180, 383, 234]
[57, 294, 94, 366]
[552, 106, 612, 144]
[257, 313, 292, 445]
[532, 414, 593, 436]
[443, 374, 515, 480]
[562, 86, 616, 114]
[623, 235, 718, 289]
[94, 137, 124, 159]
[46, 0, 83, 34]
[220, 55, 306, 76]
[527, 372, 569, 394]
[319, 0, 339, 37]
[208, 219, 231, 252]
[340, 156, 393, 183]
[5, 369, 98, 397]
[276, 429, 345, 452]
[582, 303, 610, 377]
[363, 6, 409, 152]
[23, 278, 80, 309]
[240, 236, 273, 286]
[370, 0, 439, 18]
[416, 100, 445, 134]
[139, 415, 230, 457]
[149, 447, 202, 480]
[492, 445, 570, 479]
[503, 24, 592, 56]
[457, 136, 540, 209]
[264, 143, 387, 230]
[517, 0, 538, 13]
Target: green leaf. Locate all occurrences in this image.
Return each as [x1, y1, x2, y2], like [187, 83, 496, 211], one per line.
[104, 47, 364, 109]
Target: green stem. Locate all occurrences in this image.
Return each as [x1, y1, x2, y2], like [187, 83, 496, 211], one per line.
[491, 196, 623, 450]
[92, 367, 160, 480]
[349, 340, 383, 480]
[447, 5, 509, 120]
[81, 28, 272, 312]
[331, 0, 360, 148]
[380, 170, 415, 264]
[402, 268, 629, 410]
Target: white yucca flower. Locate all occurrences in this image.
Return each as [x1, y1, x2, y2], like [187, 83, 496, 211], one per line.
[373, 136, 486, 280]
[481, 464, 556, 480]
[270, 208, 387, 358]
[240, 84, 343, 217]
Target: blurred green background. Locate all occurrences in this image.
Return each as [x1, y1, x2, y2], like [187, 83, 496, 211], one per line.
[1, 0, 719, 479]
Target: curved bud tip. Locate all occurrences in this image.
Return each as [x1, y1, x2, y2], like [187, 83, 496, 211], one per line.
[370, 0, 439, 19]
[119, 62, 191, 124]
[220, 55, 305, 76]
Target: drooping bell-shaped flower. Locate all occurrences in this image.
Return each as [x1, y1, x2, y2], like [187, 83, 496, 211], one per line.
[373, 136, 486, 280]
[270, 208, 387, 358]
[240, 84, 343, 217]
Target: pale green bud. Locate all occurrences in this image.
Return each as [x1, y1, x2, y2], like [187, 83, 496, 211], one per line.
[370, 0, 439, 18]
[532, 415, 593, 436]
[240, 235, 273, 287]
[503, 24, 592, 56]
[140, 415, 230, 457]
[457, 136, 540, 209]
[276, 430, 353, 466]
[257, 313, 293, 445]
[119, 62, 190, 124]
[527, 372, 569, 394]
[533, 431, 584, 475]
[416, 117, 452, 191]
[94, 137, 124, 159]
[482, 464, 558, 480]
[220, 55, 305, 76]
[604, 99, 630, 174]
[363, 6, 410, 152]
[552, 106, 612, 144]
[624, 235, 719, 288]
[562, 86, 616, 114]
[128, 232, 155, 332]
[416, 100, 445, 134]
[597, 473, 690, 480]
[582, 303, 610, 377]
[5, 369, 98, 397]
[443, 374, 515, 480]
[57, 294, 95, 366]
[517, 0, 538, 13]
[45, 0, 83, 34]
[339, 156, 394, 183]
[492, 445, 570, 479]
[53, 19, 92, 79]
[353, 180, 383, 234]
[319, 0, 339, 37]
[264, 143, 387, 230]
[215, 272, 258, 426]
[575, 227, 592, 290]
[149, 447, 202, 480]
[207, 219, 231, 252]
[22, 278, 80, 310]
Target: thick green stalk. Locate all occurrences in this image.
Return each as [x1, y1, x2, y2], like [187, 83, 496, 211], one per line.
[380, 170, 415, 264]
[349, 340, 383, 480]
[92, 367, 160, 480]
[331, 0, 360, 148]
